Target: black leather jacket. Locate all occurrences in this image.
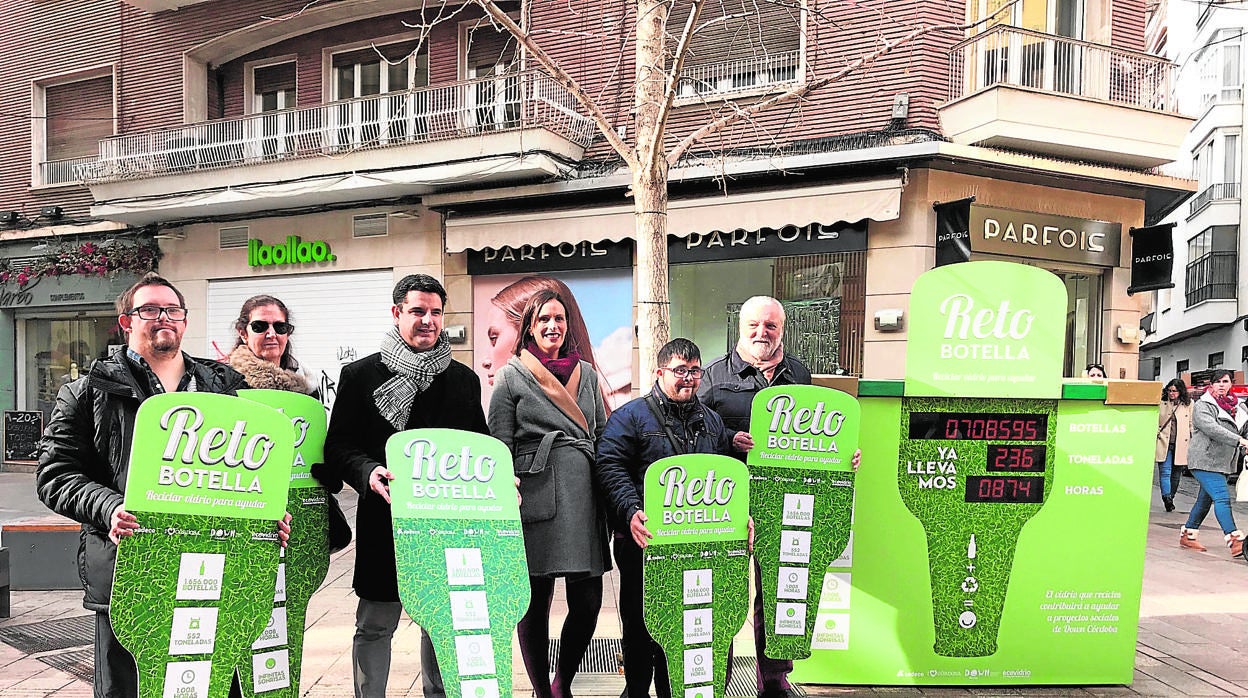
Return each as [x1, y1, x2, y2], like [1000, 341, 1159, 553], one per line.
[35, 347, 246, 611]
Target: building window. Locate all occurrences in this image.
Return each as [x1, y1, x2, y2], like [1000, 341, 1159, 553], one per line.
[1210, 351, 1225, 369]
[32, 69, 113, 186]
[461, 19, 521, 129]
[253, 61, 296, 113]
[1197, 32, 1242, 107]
[1186, 225, 1238, 306]
[326, 38, 430, 150]
[671, 0, 804, 101]
[1241, 346, 1248, 364]
[1226, 133, 1240, 186]
[1177, 359, 1189, 374]
[1152, 357, 1161, 380]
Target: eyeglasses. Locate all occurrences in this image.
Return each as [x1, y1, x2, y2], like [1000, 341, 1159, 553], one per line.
[129, 305, 187, 321]
[661, 366, 704, 379]
[249, 320, 294, 335]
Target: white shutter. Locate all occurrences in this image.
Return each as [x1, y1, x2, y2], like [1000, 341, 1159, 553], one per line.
[206, 269, 395, 411]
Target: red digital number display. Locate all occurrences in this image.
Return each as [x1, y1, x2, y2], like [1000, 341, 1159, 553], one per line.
[908, 412, 1047, 441]
[964, 476, 1045, 503]
[986, 445, 1047, 473]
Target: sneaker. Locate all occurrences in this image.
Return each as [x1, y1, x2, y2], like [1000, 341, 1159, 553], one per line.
[1227, 531, 1246, 558]
[1162, 495, 1175, 512]
[1180, 526, 1207, 551]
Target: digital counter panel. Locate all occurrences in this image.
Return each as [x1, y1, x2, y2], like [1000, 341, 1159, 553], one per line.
[908, 413, 1048, 441]
[897, 397, 1058, 658]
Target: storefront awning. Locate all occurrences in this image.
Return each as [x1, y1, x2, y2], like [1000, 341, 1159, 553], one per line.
[444, 176, 904, 253]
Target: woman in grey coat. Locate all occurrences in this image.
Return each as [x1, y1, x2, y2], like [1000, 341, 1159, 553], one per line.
[1180, 369, 1248, 556]
[488, 288, 610, 698]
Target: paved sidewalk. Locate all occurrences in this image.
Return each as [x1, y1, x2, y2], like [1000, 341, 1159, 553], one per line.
[2, 472, 1248, 696]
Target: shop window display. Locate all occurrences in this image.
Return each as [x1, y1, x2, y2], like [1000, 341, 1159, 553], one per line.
[25, 315, 121, 420]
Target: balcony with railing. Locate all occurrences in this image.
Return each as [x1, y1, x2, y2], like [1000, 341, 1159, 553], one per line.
[940, 25, 1193, 168]
[1188, 182, 1241, 217]
[676, 51, 801, 101]
[84, 71, 596, 224]
[39, 156, 98, 187]
[1185, 250, 1238, 306]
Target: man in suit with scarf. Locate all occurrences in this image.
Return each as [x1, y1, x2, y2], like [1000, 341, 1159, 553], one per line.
[325, 274, 488, 698]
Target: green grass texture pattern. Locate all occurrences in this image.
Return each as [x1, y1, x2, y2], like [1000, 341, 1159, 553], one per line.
[750, 466, 855, 659]
[236, 490, 330, 696]
[643, 540, 750, 698]
[112, 511, 285, 698]
[394, 517, 529, 698]
[897, 396, 1057, 658]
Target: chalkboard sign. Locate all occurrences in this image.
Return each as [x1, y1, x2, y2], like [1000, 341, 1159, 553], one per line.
[4, 411, 43, 463]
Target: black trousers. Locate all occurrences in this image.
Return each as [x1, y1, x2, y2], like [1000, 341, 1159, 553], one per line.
[613, 532, 671, 698]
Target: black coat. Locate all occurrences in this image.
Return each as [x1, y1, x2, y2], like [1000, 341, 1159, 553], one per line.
[699, 350, 812, 437]
[324, 353, 488, 602]
[595, 386, 735, 533]
[35, 347, 247, 611]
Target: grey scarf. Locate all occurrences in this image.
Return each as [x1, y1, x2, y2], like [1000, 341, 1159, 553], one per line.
[374, 327, 452, 430]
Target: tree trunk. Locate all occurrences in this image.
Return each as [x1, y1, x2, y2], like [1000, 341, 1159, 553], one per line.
[633, 0, 670, 383]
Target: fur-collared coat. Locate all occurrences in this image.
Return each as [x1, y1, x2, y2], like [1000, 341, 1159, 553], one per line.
[488, 351, 610, 577]
[227, 344, 318, 395]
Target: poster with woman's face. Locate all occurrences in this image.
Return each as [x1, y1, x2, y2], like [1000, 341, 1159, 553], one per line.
[473, 270, 633, 412]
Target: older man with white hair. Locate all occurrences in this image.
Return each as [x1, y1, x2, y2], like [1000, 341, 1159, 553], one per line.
[699, 295, 811, 698]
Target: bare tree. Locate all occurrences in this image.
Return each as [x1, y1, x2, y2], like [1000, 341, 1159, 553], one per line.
[466, 0, 1005, 378]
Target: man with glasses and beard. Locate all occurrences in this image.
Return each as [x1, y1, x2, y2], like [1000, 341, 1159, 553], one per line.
[36, 272, 276, 697]
[596, 338, 744, 698]
[324, 274, 488, 698]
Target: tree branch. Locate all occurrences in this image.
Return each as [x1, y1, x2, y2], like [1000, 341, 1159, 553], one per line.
[470, 0, 639, 169]
[651, 0, 707, 170]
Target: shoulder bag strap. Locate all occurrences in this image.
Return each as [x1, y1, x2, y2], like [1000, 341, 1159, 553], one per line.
[644, 393, 687, 456]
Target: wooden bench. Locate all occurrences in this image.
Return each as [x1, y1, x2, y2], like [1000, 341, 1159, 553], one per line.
[0, 516, 82, 591]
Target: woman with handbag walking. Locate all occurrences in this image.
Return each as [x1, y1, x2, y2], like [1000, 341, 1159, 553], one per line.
[1157, 378, 1192, 512]
[1180, 370, 1248, 556]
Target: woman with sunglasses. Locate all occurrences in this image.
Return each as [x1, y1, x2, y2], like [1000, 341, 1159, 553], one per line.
[488, 288, 609, 698]
[227, 294, 318, 395]
[1156, 378, 1192, 512]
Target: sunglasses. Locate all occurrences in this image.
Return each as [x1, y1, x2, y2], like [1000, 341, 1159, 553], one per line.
[249, 320, 294, 335]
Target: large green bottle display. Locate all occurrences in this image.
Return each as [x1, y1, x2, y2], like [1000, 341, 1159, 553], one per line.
[747, 385, 859, 659]
[642, 454, 751, 698]
[235, 390, 331, 697]
[111, 393, 294, 698]
[792, 261, 1156, 685]
[386, 428, 529, 698]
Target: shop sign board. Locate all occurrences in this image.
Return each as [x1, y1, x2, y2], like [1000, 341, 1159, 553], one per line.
[235, 390, 330, 697]
[0, 273, 138, 309]
[248, 237, 336, 268]
[387, 428, 528, 698]
[642, 454, 750, 698]
[466, 240, 632, 275]
[747, 386, 859, 659]
[968, 205, 1121, 267]
[3, 410, 42, 462]
[793, 261, 1154, 686]
[111, 393, 294, 698]
[668, 222, 866, 263]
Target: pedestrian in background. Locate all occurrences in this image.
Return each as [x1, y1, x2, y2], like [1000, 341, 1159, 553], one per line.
[1156, 378, 1192, 513]
[1180, 369, 1248, 557]
[488, 287, 609, 698]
